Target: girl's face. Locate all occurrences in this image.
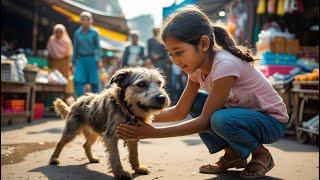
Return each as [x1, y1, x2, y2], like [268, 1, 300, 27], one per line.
[164, 37, 204, 74]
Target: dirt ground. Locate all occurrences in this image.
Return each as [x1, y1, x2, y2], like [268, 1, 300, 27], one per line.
[1, 118, 319, 180]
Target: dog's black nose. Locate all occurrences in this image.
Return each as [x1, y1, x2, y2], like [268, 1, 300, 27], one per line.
[155, 94, 166, 104]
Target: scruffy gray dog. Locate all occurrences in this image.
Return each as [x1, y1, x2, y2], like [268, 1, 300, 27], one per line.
[49, 67, 170, 180]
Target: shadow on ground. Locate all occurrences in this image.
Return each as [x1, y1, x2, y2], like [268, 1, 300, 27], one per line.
[182, 139, 203, 146]
[29, 163, 113, 180]
[1, 118, 59, 132]
[29, 163, 148, 180]
[27, 128, 63, 134]
[270, 135, 318, 152]
[203, 170, 284, 180]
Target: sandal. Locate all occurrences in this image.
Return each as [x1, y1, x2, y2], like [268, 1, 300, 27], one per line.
[199, 156, 247, 174]
[240, 153, 275, 179]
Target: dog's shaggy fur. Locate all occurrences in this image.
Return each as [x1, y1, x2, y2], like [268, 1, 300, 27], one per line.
[49, 67, 170, 180]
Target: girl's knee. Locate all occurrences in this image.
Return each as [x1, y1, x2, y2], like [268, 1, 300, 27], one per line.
[210, 110, 232, 132]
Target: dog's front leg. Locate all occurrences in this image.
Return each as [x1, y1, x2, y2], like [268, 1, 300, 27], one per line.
[127, 140, 150, 175]
[103, 136, 131, 180]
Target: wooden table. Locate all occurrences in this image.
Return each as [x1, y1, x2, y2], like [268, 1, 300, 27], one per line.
[1, 81, 32, 124]
[290, 88, 319, 143]
[30, 83, 66, 119]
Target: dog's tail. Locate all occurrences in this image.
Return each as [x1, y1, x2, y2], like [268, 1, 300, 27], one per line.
[53, 98, 70, 119]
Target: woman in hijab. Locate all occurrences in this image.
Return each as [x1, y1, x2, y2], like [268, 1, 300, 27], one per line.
[47, 24, 73, 79]
[47, 24, 74, 97]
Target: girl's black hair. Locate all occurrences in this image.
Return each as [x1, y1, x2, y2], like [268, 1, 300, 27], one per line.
[160, 5, 254, 63]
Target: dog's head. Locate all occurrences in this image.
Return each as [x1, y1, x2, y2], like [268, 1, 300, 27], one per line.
[109, 67, 170, 120]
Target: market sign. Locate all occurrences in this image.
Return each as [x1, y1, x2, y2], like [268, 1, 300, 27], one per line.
[51, 5, 127, 43]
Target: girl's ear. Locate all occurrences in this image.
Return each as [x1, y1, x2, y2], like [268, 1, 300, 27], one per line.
[200, 35, 210, 53]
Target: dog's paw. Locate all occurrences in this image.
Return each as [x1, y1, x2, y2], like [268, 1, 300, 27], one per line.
[49, 158, 60, 165]
[89, 158, 100, 163]
[135, 166, 150, 175]
[114, 171, 132, 180]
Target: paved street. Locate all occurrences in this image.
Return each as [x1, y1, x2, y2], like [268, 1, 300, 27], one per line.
[1, 118, 319, 180]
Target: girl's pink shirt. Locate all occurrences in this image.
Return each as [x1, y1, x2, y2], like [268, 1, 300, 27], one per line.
[189, 50, 289, 123]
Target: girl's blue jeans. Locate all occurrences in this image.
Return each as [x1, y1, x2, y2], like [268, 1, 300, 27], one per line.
[190, 90, 287, 160]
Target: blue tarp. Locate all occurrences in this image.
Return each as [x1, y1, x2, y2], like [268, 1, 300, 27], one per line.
[162, 0, 197, 19]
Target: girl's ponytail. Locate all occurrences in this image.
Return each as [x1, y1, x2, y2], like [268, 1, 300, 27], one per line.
[212, 25, 255, 63]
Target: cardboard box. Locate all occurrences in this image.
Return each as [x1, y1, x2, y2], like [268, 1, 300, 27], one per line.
[271, 37, 286, 54]
[286, 39, 300, 55]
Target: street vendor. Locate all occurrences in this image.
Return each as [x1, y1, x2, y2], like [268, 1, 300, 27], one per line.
[72, 11, 102, 97]
[47, 24, 74, 95]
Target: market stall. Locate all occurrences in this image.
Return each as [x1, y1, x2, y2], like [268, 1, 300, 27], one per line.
[1, 54, 67, 124]
[1, 81, 32, 125]
[1, 0, 129, 126]
[253, 0, 319, 143]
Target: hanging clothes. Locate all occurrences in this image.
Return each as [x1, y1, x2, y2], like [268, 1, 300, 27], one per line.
[277, 0, 285, 16]
[295, 0, 304, 13]
[267, 0, 276, 14]
[257, 0, 266, 14]
[284, 0, 291, 13]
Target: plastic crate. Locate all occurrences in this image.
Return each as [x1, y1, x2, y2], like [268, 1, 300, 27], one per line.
[1, 62, 13, 81]
[260, 52, 297, 66]
[259, 65, 294, 77]
[34, 103, 44, 120]
[4, 100, 25, 113]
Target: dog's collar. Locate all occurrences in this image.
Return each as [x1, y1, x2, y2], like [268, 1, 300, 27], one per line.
[113, 97, 144, 123]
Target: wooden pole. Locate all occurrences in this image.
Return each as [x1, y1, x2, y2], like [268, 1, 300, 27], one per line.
[32, 0, 38, 54]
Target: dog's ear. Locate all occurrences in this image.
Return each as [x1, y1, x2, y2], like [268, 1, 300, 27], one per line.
[108, 69, 131, 88]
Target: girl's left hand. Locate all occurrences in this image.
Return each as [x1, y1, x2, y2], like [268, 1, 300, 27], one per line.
[116, 121, 156, 140]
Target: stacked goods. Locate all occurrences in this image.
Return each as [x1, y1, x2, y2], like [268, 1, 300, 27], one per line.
[256, 29, 302, 78]
[293, 69, 319, 90]
[259, 52, 297, 77]
[298, 46, 319, 60]
[294, 69, 319, 81]
[286, 39, 300, 55]
[259, 65, 294, 77]
[4, 99, 25, 113]
[256, 29, 299, 55]
[1, 60, 19, 82]
[34, 103, 44, 120]
[35, 69, 67, 85]
[270, 37, 287, 54]
[260, 52, 297, 65]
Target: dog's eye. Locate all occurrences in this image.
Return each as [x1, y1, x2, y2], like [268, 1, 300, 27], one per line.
[156, 81, 162, 87]
[137, 82, 147, 88]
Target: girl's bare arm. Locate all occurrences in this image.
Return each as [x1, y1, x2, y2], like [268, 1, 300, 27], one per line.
[153, 78, 200, 122]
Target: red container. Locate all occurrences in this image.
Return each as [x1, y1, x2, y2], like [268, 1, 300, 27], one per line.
[4, 100, 25, 113]
[34, 103, 44, 120]
[259, 65, 294, 77]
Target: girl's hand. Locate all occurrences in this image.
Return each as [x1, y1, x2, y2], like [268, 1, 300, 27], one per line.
[116, 121, 156, 140]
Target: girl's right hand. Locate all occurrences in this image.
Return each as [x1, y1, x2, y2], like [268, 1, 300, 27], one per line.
[116, 121, 157, 140]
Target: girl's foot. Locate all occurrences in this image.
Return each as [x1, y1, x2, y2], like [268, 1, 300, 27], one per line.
[199, 147, 247, 174]
[240, 148, 275, 179]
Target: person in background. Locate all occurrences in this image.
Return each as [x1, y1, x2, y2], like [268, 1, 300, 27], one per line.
[122, 32, 146, 67]
[147, 28, 171, 75]
[73, 11, 102, 97]
[47, 24, 74, 96]
[170, 63, 183, 103]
